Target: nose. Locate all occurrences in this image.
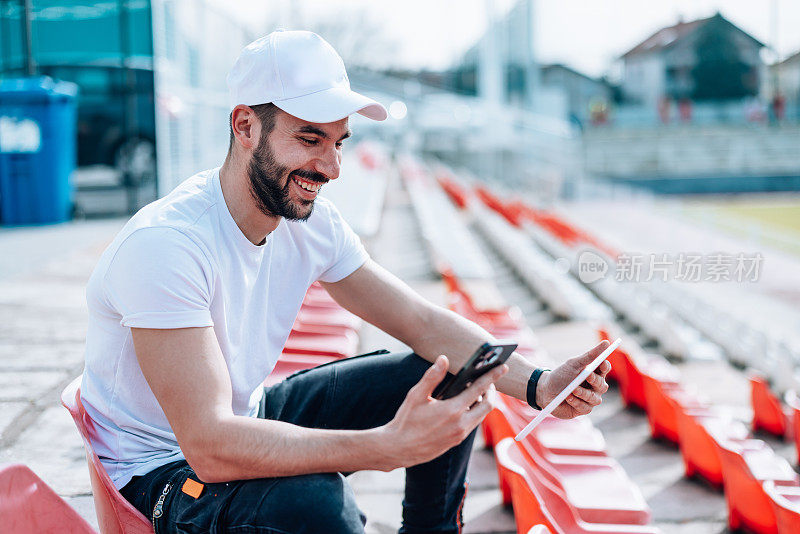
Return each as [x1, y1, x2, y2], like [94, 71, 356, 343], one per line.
[314, 144, 341, 181]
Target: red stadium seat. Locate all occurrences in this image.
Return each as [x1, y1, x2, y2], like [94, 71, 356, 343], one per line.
[491, 395, 608, 457]
[675, 407, 751, 488]
[763, 480, 800, 534]
[516, 441, 651, 525]
[498, 395, 648, 525]
[618, 350, 648, 411]
[495, 438, 661, 534]
[291, 318, 355, 337]
[282, 331, 358, 359]
[717, 438, 799, 534]
[441, 269, 523, 331]
[527, 526, 554, 534]
[785, 391, 800, 467]
[436, 174, 470, 210]
[61, 376, 155, 534]
[0, 463, 97, 534]
[640, 359, 682, 443]
[485, 395, 609, 508]
[296, 308, 361, 332]
[642, 379, 683, 443]
[750, 375, 791, 439]
[302, 283, 341, 307]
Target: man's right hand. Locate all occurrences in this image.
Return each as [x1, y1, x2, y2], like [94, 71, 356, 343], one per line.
[377, 355, 507, 470]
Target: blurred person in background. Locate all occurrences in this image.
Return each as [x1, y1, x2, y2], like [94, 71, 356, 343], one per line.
[80, 30, 611, 533]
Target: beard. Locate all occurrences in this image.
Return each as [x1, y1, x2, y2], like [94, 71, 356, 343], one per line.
[247, 136, 327, 221]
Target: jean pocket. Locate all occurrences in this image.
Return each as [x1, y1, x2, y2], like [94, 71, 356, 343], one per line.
[151, 467, 194, 534]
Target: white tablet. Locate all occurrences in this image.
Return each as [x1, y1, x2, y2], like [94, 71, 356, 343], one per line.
[515, 338, 621, 441]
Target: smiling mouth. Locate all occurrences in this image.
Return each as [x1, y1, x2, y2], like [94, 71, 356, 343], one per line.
[290, 174, 325, 194]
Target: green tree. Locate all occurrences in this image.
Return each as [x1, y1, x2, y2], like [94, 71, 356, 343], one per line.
[691, 14, 756, 101]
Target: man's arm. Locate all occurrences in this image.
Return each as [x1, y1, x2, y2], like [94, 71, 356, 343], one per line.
[131, 325, 504, 483]
[322, 259, 610, 418]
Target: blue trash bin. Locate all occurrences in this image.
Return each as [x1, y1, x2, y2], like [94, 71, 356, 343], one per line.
[0, 76, 78, 225]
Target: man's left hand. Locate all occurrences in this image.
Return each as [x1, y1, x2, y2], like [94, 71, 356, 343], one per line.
[535, 340, 612, 419]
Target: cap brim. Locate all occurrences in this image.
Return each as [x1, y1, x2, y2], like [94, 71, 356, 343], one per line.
[273, 86, 388, 123]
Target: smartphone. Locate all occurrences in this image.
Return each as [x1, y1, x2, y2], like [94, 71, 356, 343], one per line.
[432, 341, 518, 400]
[515, 338, 621, 441]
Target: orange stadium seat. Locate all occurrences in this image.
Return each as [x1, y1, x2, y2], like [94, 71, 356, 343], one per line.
[642, 378, 681, 443]
[785, 391, 800, 467]
[296, 307, 361, 332]
[640, 359, 682, 443]
[516, 440, 651, 525]
[717, 438, 800, 534]
[291, 318, 356, 337]
[435, 174, 470, 209]
[61, 377, 155, 534]
[485, 395, 608, 507]
[489, 395, 608, 458]
[750, 375, 791, 439]
[440, 269, 524, 330]
[0, 463, 97, 534]
[495, 438, 661, 534]
[675, 410, 752, 488]
[282, 331, 358, 359]
[763, 480, 800, 534]
[301, 284, 342, 309]
[488, 395, 620, 511]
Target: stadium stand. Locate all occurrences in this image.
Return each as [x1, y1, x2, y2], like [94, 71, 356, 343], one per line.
[421, 161, 800, 534]
[38, 147, 799, 532]
[400, 158, 662, 533]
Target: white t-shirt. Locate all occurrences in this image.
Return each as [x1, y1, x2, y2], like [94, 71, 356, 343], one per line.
[80, 167, 369, 489]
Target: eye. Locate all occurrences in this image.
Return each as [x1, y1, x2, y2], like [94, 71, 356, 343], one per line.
[299, 137, 318, 146]
[335, 141, 343, 149]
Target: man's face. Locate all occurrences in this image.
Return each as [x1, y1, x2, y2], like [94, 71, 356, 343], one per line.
[247, 110, 350, 221]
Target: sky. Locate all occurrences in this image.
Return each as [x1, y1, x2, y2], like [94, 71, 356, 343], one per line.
[222, 0, 800, 79]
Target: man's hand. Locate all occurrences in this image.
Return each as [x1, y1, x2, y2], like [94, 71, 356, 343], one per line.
[378, 355, 507, 470]
[535, 340, 611, 419]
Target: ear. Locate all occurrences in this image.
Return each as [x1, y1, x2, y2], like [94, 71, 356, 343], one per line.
[230, 105, 259, 150]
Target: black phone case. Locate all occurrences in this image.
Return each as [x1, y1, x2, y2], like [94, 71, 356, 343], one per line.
[432, 341, 517, 400]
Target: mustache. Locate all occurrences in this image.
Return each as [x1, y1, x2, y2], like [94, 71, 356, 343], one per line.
[290, 170, 328, 184]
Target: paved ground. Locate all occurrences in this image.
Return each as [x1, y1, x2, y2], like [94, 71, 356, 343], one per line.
[1, 179, 797, 533]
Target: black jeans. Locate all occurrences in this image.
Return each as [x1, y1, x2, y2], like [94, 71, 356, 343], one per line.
[120, 350, 477, 534]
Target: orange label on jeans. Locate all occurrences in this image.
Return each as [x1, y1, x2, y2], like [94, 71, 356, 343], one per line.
[181, 478, 204, 499]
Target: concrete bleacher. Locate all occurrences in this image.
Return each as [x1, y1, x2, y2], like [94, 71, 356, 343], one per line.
[422, 166, 800, 533]
[4, 144, 800, 533]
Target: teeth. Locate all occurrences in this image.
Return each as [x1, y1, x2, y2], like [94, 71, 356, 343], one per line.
[293, 177, 321, 192]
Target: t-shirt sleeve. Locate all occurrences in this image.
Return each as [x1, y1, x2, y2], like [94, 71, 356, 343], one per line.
[317, 201, 370, 283]
[103, 227, 214, 329]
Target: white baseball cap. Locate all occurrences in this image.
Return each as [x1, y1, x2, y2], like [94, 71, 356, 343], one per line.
[227, 30, 388, 123]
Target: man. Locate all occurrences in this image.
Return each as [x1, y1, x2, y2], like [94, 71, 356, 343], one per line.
[81, 30, 610, 533]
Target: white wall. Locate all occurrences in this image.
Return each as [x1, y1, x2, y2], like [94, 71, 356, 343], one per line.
[622, 54, 665, 106]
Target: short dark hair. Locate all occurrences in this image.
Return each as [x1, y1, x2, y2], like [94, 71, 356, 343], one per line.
[228, 103, 279, 150]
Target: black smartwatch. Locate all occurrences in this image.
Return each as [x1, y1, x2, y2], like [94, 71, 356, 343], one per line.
[526, 368, 550, 410]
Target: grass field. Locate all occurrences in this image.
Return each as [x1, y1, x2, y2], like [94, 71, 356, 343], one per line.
[679, 195, 800, 256]
[712, 202, 800, 236]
